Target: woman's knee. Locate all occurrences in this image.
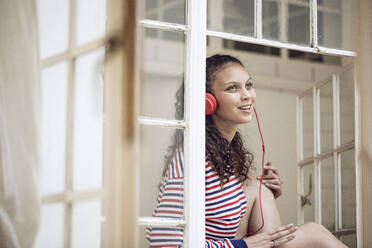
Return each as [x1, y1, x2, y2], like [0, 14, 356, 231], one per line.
[301, 222, 329, 234]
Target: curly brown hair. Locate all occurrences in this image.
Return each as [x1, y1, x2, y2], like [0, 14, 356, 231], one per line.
[162, 54, 254, 186]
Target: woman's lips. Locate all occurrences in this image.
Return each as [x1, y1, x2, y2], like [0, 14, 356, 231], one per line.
[238, 104, 252, 112]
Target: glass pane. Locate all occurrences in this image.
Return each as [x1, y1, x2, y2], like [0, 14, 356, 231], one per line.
[288, 4, 310, 45]
[262, 0, 280, 41]
[71, 200, 102, 248]
[139, 125, 184, 218]
[144, 0, 185, 24]
[340, 149, 356, 229]
[320, 157, 335, 232]
[341, 233, 357, 248]
[72, 49, 104, 190]
[76, 0, 106, 45]
[302, 164, 315, 223]
[319, 82, 333, 153]
[37, 0, 69, 58]
[318, 10, 341, 48]
[340, 69, 355, 145]
[207, 0, 255, 37]
[41, 62, 68, 195]
[140, 224, 184, 247]
[34, 204, 64, 248]
[317, 0, 355, 50]
[302, 92, 313, 159]
[141, 29, 184, 120]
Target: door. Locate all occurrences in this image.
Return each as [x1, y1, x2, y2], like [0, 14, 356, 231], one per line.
[297, 65, 359, 247]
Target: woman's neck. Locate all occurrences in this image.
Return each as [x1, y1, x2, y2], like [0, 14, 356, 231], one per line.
[211, 116, 238, 143]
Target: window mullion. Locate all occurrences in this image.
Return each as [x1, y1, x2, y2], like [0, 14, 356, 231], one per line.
[254, 0, 262, 39]
[64, 0, 77, 247]
[314, 87, 321, 223]
[333, 74, 340, 234]
[184, 0, 206, 247]
[310, 0, 318, 47]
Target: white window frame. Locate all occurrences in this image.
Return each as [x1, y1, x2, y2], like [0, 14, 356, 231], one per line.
[136, 0, 206, 246]
[296, 65, 361, 247]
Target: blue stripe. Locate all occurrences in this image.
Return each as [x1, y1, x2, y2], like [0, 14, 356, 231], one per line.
[206, 233, 235, 240]
[158, 204, 183, 209]
[149, 227, 183, 232]
[178, 149, 184, 176]
[163, 193, 184, 197]
[147, 238, 183, 243]
[165, 181, 183, 185]
[206, 190, 244, 207]
[171, 160, 175, 178]
[205, 223, 238, 231]
[206, 180, 240, 196]
[206, 200, 246, 216]
[206, 177, 220, 186]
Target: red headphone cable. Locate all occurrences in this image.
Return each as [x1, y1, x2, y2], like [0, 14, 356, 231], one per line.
[246, 107, 266, 236]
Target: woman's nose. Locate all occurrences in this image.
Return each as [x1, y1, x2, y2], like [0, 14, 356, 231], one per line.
[241, 88, 252, 100]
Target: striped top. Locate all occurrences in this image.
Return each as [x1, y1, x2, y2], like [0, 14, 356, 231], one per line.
[146, 149, 248, 248]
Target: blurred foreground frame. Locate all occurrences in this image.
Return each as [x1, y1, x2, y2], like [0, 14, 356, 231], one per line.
[102, 0, 138, 247]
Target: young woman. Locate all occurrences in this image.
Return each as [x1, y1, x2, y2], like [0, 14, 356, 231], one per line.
[146, 54, 347, 248]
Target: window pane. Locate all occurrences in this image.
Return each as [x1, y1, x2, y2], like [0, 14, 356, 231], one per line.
[37, 0, 69, 58]
[340, 233, 357, 248]
[207, 0, 255, 37]
[139, 125, 184, 218]
[141, 29, 184, 120]
[317, 0, 355, 50]
[76, 0, 106, 46]
[340, 149, 356, 229]
[72, 49, 104, 190]
[288, 4, 310, 46]
[319, 81, 333, 153]
[302, 92, 313, 159]
[34, 204, 64, 248]
[302, 164, 315, 223]
[71, 200, 102, 248]
[340, 68, 354, 145]
[320, 157, 335, 232]
[318, 11, 341, 48]
[144, 0, 185, 24]
[262, 0, 280, 41]
[41, 62, 68, 195]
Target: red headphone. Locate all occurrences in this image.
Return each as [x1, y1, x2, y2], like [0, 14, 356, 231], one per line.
[205, 93, 218, 115]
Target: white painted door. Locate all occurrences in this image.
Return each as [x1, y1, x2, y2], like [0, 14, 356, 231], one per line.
[297, 65, 359, 247]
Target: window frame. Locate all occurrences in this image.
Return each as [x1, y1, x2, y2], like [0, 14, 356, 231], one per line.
[296, 65, 361, 246]
[38, 0, 106, 246]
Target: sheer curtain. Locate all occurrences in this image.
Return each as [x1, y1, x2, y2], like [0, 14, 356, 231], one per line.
[0, 0, 41, 247]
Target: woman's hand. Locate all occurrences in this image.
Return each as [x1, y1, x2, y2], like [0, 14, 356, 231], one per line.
[244, 224, 297, 248]
[257, 162, 283, 199]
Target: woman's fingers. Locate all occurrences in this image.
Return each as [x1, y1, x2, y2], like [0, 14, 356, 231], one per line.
[264, 183, 280, 191]
[270, 224, 297, 241]
[262, 178, 281, 185]
[264, 167, 279, 177]
[275, 234, 296, 246]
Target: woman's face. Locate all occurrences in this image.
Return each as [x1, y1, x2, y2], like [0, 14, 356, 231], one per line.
[211, 63, 256, 126]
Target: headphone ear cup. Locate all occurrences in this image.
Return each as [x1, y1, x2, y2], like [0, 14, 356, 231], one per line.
[206, 93, 218, 115]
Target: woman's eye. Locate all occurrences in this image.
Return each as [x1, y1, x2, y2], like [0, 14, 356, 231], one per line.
[227, 85, 238, 91]
[246, 82, 253, 89]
